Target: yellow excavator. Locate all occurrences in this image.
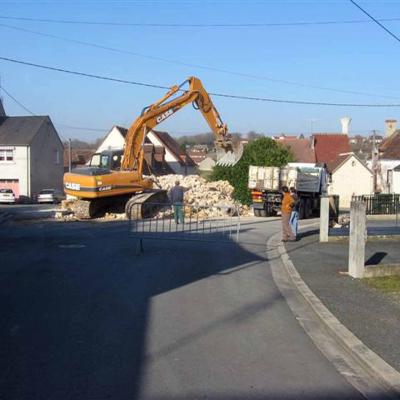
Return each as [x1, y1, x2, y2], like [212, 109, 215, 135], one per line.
[63, 77, 243, 218]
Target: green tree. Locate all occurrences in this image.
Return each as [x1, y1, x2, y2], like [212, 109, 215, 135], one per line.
[210, 137, 293, 205]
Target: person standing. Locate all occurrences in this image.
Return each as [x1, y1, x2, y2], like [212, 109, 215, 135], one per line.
[281, 186, 295, 242]
[289, 187, 300, 239]
[169, 180, 186, 224]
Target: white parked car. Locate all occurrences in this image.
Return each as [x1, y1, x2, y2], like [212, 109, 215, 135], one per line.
[37, 189, 65, 204]
[0, 188, 16, 204]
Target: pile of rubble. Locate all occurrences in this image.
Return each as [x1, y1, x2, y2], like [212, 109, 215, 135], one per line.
[57, 175, 248, 221]
[152, 174, 249, 218]
[55, 200, 77, 221]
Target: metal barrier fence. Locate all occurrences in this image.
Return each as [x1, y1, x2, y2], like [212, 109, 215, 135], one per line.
[352, 194, 400, 215]
[128, 202, 241, 253]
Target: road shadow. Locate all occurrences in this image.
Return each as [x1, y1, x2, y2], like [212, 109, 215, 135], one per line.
[0, 221, 270, 400]
[365, 251, 388, 266]
[296, 228, 319, 240]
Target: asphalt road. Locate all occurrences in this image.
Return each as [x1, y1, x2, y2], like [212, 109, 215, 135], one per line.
[0, 203, 57, 220]
[0, 217, 364, 400]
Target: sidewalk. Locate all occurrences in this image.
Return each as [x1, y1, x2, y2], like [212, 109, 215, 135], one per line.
[284, 228, 400, 373]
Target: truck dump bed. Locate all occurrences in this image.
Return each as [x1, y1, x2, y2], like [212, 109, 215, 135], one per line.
[248, 165, 326, 194]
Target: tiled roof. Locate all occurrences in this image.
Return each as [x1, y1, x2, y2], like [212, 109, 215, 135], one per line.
[187, 149, 207, 165]
[379, 131, 400, 159]
[329, 153, 372, 174]
[0, 116, 48, 145]
[150, 130, 196, 167]
[276, 138, 316, 163]
[115, 126, 128, 137]
[328, 154, 349, 173]
[312, 134, 351, 167]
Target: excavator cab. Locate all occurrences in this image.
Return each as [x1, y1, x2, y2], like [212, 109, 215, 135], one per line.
[89, 150, 124, 171]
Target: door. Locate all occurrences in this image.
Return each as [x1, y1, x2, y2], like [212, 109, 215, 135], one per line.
[0, 179, 20, 198]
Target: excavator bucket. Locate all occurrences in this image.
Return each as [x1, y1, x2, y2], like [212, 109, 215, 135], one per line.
[215, 141, 244, 167]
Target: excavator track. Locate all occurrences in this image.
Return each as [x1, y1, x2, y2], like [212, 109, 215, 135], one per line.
[70, 197, 122, 219]
[125, 190, 169, 220]
[70, 190, 169, 219]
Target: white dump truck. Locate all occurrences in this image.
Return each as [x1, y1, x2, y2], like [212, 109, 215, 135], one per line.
[248, 163, 329, 218]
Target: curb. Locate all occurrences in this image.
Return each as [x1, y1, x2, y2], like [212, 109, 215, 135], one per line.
[270, 231, 400, 397]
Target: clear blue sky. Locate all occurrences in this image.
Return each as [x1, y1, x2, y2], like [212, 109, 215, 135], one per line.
[1, 0, 400, 141]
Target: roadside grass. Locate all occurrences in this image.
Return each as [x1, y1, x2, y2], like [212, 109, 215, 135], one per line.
[364, 276, 400, 293]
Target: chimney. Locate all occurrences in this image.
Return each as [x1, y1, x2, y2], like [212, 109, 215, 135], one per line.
[385, 119, 397, 137]
[340, 117, 351, 135]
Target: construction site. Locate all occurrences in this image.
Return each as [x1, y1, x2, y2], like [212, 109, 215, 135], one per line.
[2, 2, 400, 399]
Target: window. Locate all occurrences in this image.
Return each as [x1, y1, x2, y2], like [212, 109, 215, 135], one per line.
[0, 148, 14, 162]
[55, 150, 60, 165]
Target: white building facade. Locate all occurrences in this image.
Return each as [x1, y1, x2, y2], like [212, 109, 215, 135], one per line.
[0, 114, 64, 201]
[329, 154, 373, 209]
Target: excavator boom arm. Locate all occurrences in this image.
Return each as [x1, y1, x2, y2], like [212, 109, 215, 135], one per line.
[121, 77, 239, 172]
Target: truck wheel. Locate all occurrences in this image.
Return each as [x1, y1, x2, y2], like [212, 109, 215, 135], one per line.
[259, 209, 267, 217]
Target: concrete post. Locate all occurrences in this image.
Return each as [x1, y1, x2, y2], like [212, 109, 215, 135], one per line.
[348, 201, 367, 278]
[320, 196, 330, 243]
[68, 138, 72, 173]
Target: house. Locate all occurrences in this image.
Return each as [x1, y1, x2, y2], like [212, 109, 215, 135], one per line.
[187, 148, 207, 165]
[272, 134, 298, 140]
[393, 164, 400, 193]
[329, 153, 373, 209]
[384, 119, 397, 138]
[366, 129, 400, 193]
[0, 100, 64, 200]
[379, 129, 400, 160]
[273, 132, 350, 167]
[95, 125, 196, 175]
[96, 126, 127, 152]
[348, 135, 375, 162]
[275, 137, 316, 163]
[63, 147, 94, 172]
[142, 143, 175, 175]
[311, 134, 351, 171]
[367, 134, 384, 145]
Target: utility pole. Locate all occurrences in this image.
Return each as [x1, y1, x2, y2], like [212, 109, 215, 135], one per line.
[307, 118, 319, 136]
[371, 130, 379, 193]
[68, 138, 72, 172]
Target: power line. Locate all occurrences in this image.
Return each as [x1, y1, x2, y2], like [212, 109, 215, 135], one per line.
[350, 0, 400, 43]
[1, 13, 400, 27]
[1, 22, 399, 100]
[0, 56, 169, 89]
[1, 55, 400, 107]
[56, 124, 106, 132]
[0, 85, 35, 115]
[0, 83, 108, 135]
